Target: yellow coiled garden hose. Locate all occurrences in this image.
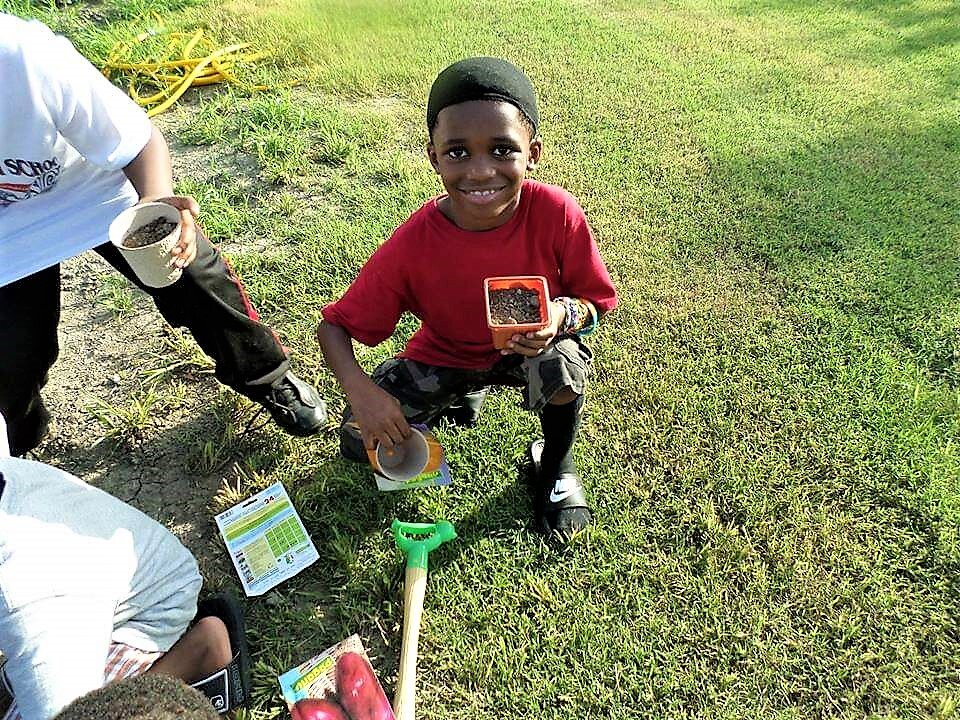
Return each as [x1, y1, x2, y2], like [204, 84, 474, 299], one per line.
[101, 19, 271, 117]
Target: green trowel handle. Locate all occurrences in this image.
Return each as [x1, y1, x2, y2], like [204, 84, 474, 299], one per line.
[391, 519, 457, 570]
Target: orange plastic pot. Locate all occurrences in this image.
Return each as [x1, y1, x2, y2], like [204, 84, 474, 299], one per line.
[484, 275, 550, 350]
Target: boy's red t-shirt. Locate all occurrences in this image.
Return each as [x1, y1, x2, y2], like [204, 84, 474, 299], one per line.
[322, 179, 618, 370]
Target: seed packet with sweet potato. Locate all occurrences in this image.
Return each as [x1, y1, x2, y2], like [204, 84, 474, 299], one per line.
[278, 634, 395, 720]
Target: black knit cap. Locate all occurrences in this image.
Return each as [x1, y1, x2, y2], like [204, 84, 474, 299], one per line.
[427, 57, 539, 136]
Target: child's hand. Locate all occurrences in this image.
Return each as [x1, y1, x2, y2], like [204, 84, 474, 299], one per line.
[145, 196, 200, 269]
[502, 299, 565, 357]
[348, 380, 412, 452]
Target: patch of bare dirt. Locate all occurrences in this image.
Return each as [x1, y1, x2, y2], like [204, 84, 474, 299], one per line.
[30, 252, 236, 583]
[24, 108, 336, 587]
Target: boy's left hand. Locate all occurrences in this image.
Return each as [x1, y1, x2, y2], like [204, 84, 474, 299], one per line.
[142, 195, 200, 269]
[502, 299, 565, 357]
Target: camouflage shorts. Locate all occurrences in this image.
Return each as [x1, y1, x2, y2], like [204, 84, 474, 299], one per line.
[339, 336, 592, 459]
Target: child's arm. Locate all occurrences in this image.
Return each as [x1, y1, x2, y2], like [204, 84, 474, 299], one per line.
[122, 124, 199, 270]
[316, 320, 412, 450]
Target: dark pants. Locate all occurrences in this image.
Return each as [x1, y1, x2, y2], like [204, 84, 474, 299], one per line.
[0, 232, 289, 455]
[339, 336, 592, 461]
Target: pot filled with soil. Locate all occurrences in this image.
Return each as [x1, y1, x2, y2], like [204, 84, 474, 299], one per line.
[108, 202, 183, 288]
[484, 275, 550, 349]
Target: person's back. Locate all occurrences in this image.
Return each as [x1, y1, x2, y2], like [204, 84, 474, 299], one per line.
[0, 420, 254, 720]
[0, 455, 203, 720]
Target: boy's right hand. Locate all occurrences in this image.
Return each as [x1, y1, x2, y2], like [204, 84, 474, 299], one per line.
[347, 380, 412, 452]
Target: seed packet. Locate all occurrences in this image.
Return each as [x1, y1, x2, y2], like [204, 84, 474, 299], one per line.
[214, 482, 318, 596]
[278, 634, 395, 720]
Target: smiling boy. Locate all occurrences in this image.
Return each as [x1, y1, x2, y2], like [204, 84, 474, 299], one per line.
[317, 57, 617, 538]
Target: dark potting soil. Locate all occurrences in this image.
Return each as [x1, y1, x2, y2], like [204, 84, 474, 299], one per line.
[488, 287, 542, 325]
[123, 218, 178, 248]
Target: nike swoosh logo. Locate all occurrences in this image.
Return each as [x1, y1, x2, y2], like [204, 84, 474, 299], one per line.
[549, 476, 579, 504]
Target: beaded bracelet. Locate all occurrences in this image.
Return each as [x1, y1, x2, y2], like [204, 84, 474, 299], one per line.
[555, 296, 598, 336]
[579, 300, 599, 336]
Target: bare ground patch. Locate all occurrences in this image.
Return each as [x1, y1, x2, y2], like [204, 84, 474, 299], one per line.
[29, 251, 244, 584]
[26, 113, 315, 579]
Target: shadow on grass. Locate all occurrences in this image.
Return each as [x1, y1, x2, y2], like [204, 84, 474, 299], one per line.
[733, 0, 960, 62]
[695, 110, 959, 385]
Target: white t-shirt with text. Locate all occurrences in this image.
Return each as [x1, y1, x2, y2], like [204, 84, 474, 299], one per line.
[0, 14, 151, 286]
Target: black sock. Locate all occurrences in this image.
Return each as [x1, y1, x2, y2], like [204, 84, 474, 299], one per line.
[537, 394, 583, 481]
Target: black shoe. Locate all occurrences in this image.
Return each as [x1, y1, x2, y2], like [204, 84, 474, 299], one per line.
[528, 439, 593, 540]
[437, 388, 488, 428]
[253, 372, 327, 437]
[339, 416, 369, 463]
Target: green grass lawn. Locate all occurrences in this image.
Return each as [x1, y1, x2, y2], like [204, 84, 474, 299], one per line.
[4, 0, 959, 717]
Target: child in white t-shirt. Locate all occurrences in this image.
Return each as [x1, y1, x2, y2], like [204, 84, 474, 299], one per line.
[0, 419, 249, 719]
[0, 13, 327, 454]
